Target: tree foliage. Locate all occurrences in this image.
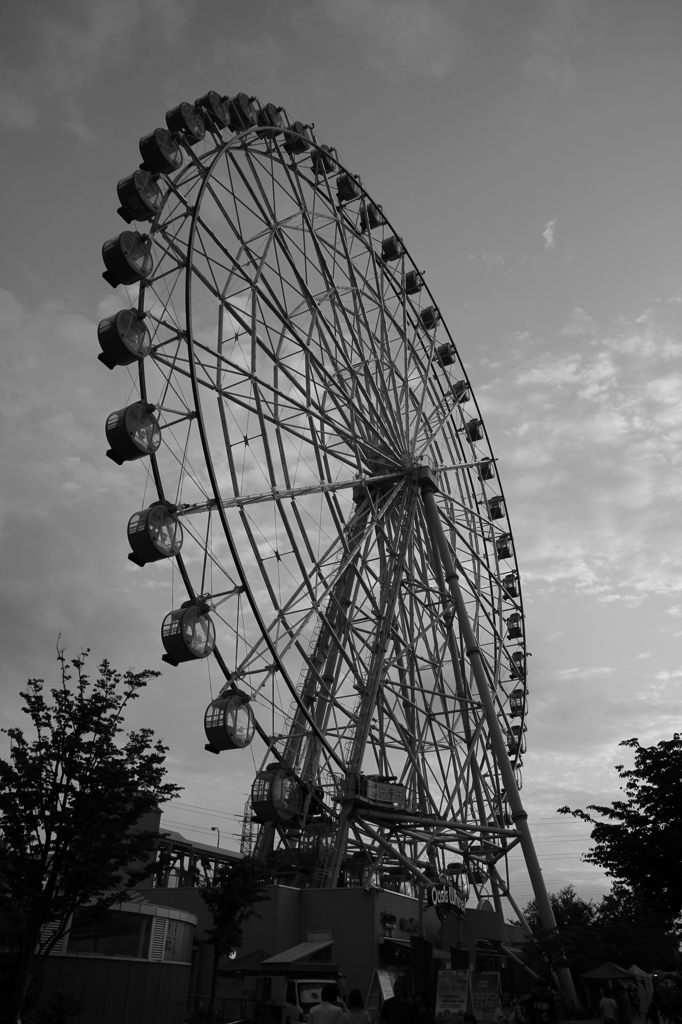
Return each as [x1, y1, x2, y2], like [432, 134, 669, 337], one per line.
[0, 647, 180, 1022]
[522, 882, 679, 979]
[524, 884, 597, 933]
[522, 885, 619, 981]
[595, 884, 678, 972]
[558, 733, 682, 926]
[199, 857, 271, 1016]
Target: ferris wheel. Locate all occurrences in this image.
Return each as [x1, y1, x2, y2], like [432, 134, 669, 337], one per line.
[99, 90, 555, 930]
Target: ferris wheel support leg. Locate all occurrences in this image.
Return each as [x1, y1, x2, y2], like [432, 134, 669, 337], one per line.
[490, 875, 504, 918]
[420, 483, 579, 1012]
[326, 803, 353, 889]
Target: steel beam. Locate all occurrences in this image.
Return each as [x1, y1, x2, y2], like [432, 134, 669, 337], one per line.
[420, 478, 578, 1010]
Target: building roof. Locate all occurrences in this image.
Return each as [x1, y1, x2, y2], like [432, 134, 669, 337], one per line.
[378, 937, 449, 960]
[106, 891, 198, 926]
[158, 829, 242, 860]
[220, 948, 273, 974]
[262, 940, 335, 964]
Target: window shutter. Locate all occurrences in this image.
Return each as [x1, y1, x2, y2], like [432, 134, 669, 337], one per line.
[149, 916, 167, 961]
[39, 920, 68, 955]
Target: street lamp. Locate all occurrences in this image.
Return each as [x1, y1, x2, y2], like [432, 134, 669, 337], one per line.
[211, 826, 221, 848]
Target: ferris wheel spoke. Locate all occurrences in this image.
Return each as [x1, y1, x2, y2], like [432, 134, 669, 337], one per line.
[144, 259, 187, 330]
[159, 347, 365, 476]
[317, 231, 404, 443]
[376, 696, 447, 819]
[266, 206, 408, 448]
[414, 388, 467, 456]
[364, 256, 416, 439]
[435, 506, 514, 632]
[287, 282, 405, 454]
[359, 256, 419, 414]
[232, 488, 403, 686]
[182, 261, 403, 468]
[175, 470, 401, 517]
[314, 280, 406, 449]
[231, 155, 336, 324]
[344, 483, 421, 772]
[283, 492, 418, 773]
[436, 715, 487, 822]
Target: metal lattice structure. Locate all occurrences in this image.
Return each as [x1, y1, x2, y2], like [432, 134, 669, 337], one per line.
[99, 95, 571, 982]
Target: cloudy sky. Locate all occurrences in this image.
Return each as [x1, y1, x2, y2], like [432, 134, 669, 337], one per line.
[1, 0, 682, 908]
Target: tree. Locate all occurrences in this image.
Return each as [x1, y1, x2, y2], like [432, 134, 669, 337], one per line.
[558, 733, 682, 926]
[0, 647, 181, 1023]
[199, 857, 271, 1019]
[523, 884, 597, 932]
[522, 885, 621, 980]
[522, 883, 679, 986]
[593, 884, 678, 972]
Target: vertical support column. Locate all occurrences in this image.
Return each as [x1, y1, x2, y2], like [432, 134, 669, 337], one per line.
[326, 484, 419, 888]
[420, 480, 578, 1010]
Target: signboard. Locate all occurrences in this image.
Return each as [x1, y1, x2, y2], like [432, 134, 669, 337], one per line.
[366, 968, 395, 1022]
[425, 882, 466, 921]
[364, 778, 408, 808]
[471, 972, 500, 1023]
[376, 970, 394, 1001]
[434, 969, 469, 1022]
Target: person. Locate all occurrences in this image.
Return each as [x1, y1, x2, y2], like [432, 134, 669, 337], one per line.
[599, 989, 619, 1024]
[526, 981, 557, 1024]
[645, 994, 659, 1024]
[626, 987, 639, 1018]
[413, 990, 434, 1024]
[343, 989, 371, 1024]
[615, 986, 633, 1024]
[309, 984, 345, 1024]
[495, 993, 525, 1024]
[381, 980, 413, 1024]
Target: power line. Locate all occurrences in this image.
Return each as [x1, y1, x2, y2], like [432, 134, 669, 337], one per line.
[163, 818, 241, 836]
[170, 800, 244, 820]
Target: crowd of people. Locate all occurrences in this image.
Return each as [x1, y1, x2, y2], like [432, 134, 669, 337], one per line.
[307, 977, 561, 1024]
[307, 975, 669, 1024]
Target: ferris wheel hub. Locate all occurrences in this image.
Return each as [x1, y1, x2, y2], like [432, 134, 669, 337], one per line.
[409, 459, 440, 492]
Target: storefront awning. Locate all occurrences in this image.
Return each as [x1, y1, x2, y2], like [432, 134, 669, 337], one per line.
[379, 937, 449, 959]
[262, 940, 334, 964]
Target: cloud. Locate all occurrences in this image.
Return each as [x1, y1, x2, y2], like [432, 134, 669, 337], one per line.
[473, 292, 682, 764]
[523, 52, 577, 97]
[315, 0, 467, 80]
[637, 652, 651, 659]
[665, 605, 682, 617]
[0, 285, 233, 784]
[518, 353, 580, 387]
[556, 667, 614, 680]
[0, 0, 193, 136]
[542, 219, 557, 250]
[560, 307, 596, 338]
[0, 288, 141, 676]
[655, 669, 682, 681]
[521, 0, 599, 98]
[0, 83, 37, 130]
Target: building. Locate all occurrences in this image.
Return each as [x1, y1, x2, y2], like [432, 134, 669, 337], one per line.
[23, 811, 530, 1023]
[34, 894, 197, 1024]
